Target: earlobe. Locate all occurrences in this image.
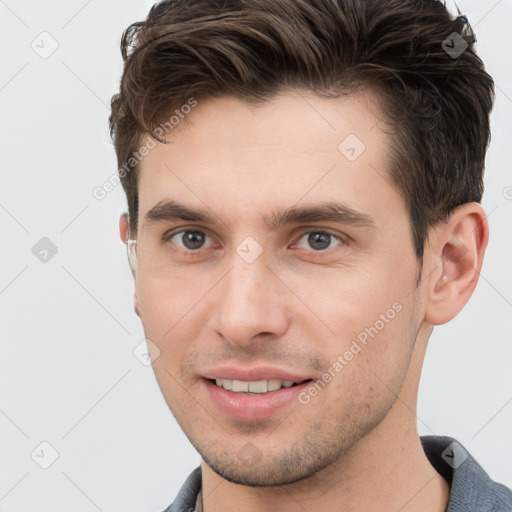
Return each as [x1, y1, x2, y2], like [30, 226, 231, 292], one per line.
[424, 203, 488, 325]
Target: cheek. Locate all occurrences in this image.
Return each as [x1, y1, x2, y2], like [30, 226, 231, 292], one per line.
[309, 301, 417, 425]
[135, 270, 210, 332]
[289, 265, 401, 333]
[135, 277, 205, 381]
[291, 263, 415, 374]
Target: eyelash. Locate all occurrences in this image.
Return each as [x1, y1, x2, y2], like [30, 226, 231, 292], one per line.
[163, 228, 347, 257]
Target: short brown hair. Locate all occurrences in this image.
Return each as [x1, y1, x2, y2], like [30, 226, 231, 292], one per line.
[109, 0, 494, 266]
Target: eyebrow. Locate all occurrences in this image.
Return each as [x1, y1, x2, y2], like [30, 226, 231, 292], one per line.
[143, 199, 376, 231]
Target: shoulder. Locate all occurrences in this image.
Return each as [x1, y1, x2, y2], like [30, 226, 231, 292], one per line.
[421, 435, 512, 511]
[161, 466, 202, 512]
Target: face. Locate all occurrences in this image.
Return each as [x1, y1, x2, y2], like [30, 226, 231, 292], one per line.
[131, 90, 425, 486]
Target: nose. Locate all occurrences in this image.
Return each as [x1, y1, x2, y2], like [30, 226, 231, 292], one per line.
[210, 251, 290, 347]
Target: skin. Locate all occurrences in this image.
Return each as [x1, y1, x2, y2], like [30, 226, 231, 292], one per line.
[119, 89, 488, 512]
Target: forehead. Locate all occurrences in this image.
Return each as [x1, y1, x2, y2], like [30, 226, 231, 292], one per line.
[137, 89, 400, 229]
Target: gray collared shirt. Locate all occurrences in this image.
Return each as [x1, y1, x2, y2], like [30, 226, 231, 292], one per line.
[163, 436, 512, 511]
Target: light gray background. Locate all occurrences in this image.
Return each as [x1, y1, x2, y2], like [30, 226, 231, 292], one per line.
[1, 1, 511, 511]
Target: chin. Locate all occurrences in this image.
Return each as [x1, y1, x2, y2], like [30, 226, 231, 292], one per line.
[196, 437, 345, 488]
[205, 458, 317, 487]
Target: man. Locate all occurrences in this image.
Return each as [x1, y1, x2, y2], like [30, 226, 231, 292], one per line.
[109, 0, 512, 510]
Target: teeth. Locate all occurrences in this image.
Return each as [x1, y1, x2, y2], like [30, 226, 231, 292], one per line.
[248, 380, 267, 393]
[267, 379, 282, 391]
[232, 380, 249, 392]
[213, 379, 298, 394]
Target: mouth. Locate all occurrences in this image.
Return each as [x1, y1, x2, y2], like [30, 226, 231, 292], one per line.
[209, 378, 308, 394]
[201, 376, 314, 420]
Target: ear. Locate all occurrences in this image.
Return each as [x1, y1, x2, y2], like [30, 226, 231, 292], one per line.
[424, 202, 489, 325]
[119, 212, 140, 317]
[119, 212, 130, 243]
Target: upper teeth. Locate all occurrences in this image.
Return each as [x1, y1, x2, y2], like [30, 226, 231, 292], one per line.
[215, 379, 297, 393]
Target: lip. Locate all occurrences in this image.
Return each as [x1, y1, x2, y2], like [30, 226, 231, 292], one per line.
[202, 366, 311, 383]
[200, 377, 313, 421]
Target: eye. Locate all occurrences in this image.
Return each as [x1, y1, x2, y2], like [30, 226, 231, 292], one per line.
[294, 231, 344, 252]
[167, 230, 214, 251]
